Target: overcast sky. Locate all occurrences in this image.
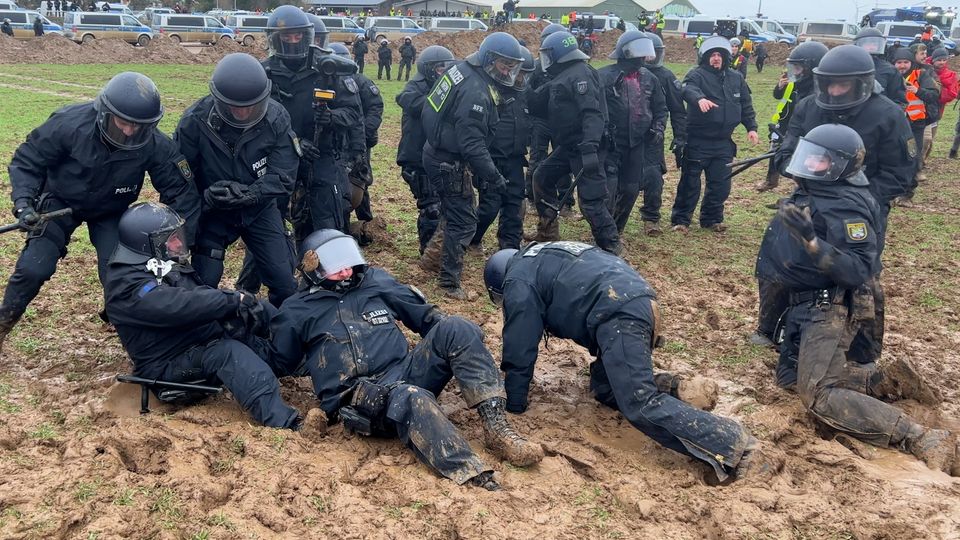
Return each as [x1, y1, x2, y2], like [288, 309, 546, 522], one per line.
[696, 0, 883, 23]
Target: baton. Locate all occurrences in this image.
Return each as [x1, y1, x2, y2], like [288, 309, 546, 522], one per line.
[0, 208, 73, 234]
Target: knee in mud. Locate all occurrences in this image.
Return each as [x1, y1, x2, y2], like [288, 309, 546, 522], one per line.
[432, 315, 482, 344]
[386, 384, 441, 422]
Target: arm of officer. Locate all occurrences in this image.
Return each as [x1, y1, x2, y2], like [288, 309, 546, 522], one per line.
[662, 74, 687, 143]
[361, 83, 385, 144]
[108, 281, 242, 329]
[739, 75, 759, 133]
[148, 134, 202, 247]
[680, 69, 706, 106]
[268, 306, 306, 376]
[649, 74, 668, 136]
[396, 83, 427, 117]
[378, 271, 445, 336]
[810, 205, 878, 290]
[500, 281, 545, 414]
[454, 92, 501, 182]
[872, 113, 916, 204]
[885, 71, 908, 106]
[173, 111, 205, 187]
[7, 112, 68, 207]
[572, 72, 606, 149]
[251, 109, 299, 199]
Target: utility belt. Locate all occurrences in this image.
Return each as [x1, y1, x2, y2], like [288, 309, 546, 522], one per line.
[338, 377, 397, 437]
[426, 142, 471, 197]
[788, 288, 845, 310]
[788, 284, 875, 321]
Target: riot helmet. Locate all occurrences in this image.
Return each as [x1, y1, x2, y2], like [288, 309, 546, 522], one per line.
[785, 40, 829, 83]
[305, 13, 330, 49]
[786, 124, 868, 186]
[116, 202, 189, 268]
[608, 30, 655, 62]
[416, 45, 455, 83]
[698, 35, 731, 69]
[853, 27, 886, 56]
[209, 53, 271, 129]
[540, 22, 565, 39]
[513, 46, 536, 90]
[94, 72, 163, 150]
[483, 249, 518, 305]
[299, 229, 368, 290]
[539, 31, 588, 72]
[812, 45, 875, 111]
[328, 41, 350, 58]
[648, 31, 666, 67]
[266, 6, 314, 61]
[467, 32, 524, 86]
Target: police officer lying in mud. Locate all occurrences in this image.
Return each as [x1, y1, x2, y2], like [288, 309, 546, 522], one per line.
[270, 230, 544, 490]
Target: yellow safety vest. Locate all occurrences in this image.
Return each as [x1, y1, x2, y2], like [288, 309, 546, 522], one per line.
[771, 82, 794, 123]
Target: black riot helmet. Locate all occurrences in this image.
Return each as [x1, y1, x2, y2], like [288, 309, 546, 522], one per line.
[305, 13, 330, 49]
[483, 249, 518, 306]
[853, 27, 887, 56]
[467, 31, 524, 87]
[608, 30, 655, 62]
[266, 5, 315, 60]
[513, 46, 536, 90]
[116, 202, 189, 266]
[94, 72, 163, 150]
[648, 31, 666, 67]
[540, 22, 565, 39]
[539, 31, 589, 73]
[785, 40, 829, 83]
[698, 35, 732, 68]
[786, 123, 868, 186]
[209, 53, 272, 129]
[299, 229, 368, 290]
[813, 45, 875, 111]
[416, 45, 455, 83]
[328, 41, 350, 58]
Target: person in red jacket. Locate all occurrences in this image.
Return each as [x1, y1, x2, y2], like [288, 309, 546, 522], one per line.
[928, 48, 960, 158]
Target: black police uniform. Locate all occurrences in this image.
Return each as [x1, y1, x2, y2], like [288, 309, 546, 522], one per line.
[398, 41, 416, 81]
[350, 71, 384, 224]
[104, 254, 299, 428]
[396, 75, 441, 252]
[525, 61, 574, 211]
[598, 63, 667, 233]
[874, 56, 908, 106]
[270, 267, 503, 484]
[377, 43, 393, 80]
[420, 60, 502, 290]
[471, 84, 529, 250]
[673, 61, 757, 228]
[3, 103, 200, 328]
[352, 38, 368, 74]
[174, 96, 299, 307]
[499, 242, 752, 481]
[646, 63, 687, 225]
[531, 61, 618, 250]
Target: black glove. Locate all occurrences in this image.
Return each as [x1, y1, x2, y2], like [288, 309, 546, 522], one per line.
[670, 140, 686, 168]
[237, 292, 270, 337]
[14, 202, 40, 230]
[204, 181, 261, 209]
[314, 107, 333, 128]
[490, 174, 508, 193]
[578, 143, 600, 176]
[648, 129, 665, 146]
[366, 133, 378, 148]
[778, 202, 816, 242]
[300, 139, 323, 161]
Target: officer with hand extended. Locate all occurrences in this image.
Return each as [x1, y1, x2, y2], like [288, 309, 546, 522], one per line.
[756, 124, 956, 476]
[599, 31, 667, 235]
[483, 243, 780, 484]
[530, 31, 618, 253]
[1, 72, 200, 349]
[420, 32, 522, 299]
[672, 36, 759, 234]
[105, 203, 301, 429]
[270, 230, 544, 490]
[396, 45, 456, 254]
[175, 53, 299, 307]
[853, 27, 907, 106]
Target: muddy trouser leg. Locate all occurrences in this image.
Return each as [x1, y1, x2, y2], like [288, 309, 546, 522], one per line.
[355, 188, 374, 222]
[671, 156, 703, 227]
[145, 338, 299, 428]
[908, 124, 924, 197]
[612, 143, 645, 233]
[698, 155, 733, 228]
[571, 148, 619, 250]
[794, 302, 912, 448]
[533, 147, 569, 220]
[846, 277, 884, 365]
[238, 204, 298, 307]
[471, 181, 502, 247]
[192, 216, 240, 289]
[495, 157, 526, 249]
[639, 140, 665, 223]
[776, 305, 802, 388]
[922, 123, 935, 164]
[604, 147, 621, 216]
[403, 166, 440, 253]
[88, 213, 122, 288]
[423, 152, 476, 289]
[757, 278, 789, 339]
[952, 116, 960, 153]
[307, 154, 346, 232]
[593, 298, 752, 481]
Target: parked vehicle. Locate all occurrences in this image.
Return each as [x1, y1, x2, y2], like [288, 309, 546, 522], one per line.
[362, 16, 425, 42]
[795, 19, 860, 45]
[874, 20, 956, 51]
[680, 16, 773, 42]
[225, 13, 267, 46]
[424, 16, 488, 33]
[661, 16, 682, 35]
[0, 0, 19, 10]
[570, 14, 626, 34]
[318, 15, 364, 43]
[93, 2, 135, 16]
[140, 6, 173, 25]
[779, 21, 801, 36]
[63, 10, 152, 45]
[757, 19, 797, 44]
[0, 9, 62, 38]
[151, 12, 234, 44]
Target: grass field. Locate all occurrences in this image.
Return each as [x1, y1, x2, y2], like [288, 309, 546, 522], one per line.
[0, 61, 958, 538]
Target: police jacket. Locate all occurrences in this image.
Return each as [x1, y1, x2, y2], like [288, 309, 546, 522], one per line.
[420, 61, 502, 183]
[8, 102, 201, 242]
[352, 39, 368, 57]
[378, 45, 392, 63]
[755, 181, 880, 291]
[530, 60, 607, 150]
[598, 63, 667, 150]
[489, 86, 530, 161]
[399, 43, 416, 60]
[874, 57, 908, 106]
[771, 76, 813, 131]
[647, 64, 687, 143]
[352, 72, 384, 148]
[395, 76, 432, 168]
[270, 267, 445, 415]
[682, 64, 757, 140]
[104, 254, 240, 373]
[499, 242, 656, 411]
[175, 96, 299, 217]
[262, 54, 365, 158]
[776, 94, 914, 206]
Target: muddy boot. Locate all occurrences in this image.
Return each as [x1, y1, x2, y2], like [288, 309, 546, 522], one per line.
[870, 357, 942, 406]
[357, 220, 373, 247]
[654, 373, 719, 411]
[468, 470, 500, 491]
[466, 243, 484, 256]
[293, 408, 327, 439]
[602, 240, 623, 257]
[733, 437, 784, 483]
[441, 285, 467, 300]
[748, 331, 775, 348]
[0, 310, 21, 354]
[949, 142, 958, 159]
[419, 227, 444, 274]
[534, 215, 560, 242]
[643, 221, 662, 237]
[477, 397, 544, 467]
[559, 205, 574, 219]
[905, 427, 957, 475]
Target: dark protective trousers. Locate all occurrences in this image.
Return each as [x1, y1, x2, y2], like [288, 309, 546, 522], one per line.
[192, 203, 296, 308]
[906, 123, 925, 198]
[671, 137, 736, 228]
[0, 195, 118, 325]
[527, 120, 572, 208]
[138, 337, 300, 429]
[534, 145, 619, 250]
[305, 153, 350, 233]
[756, 277, 790, 340]
[607, 142, 663, 232]
[471, 156, 525, 250]
[589, 297, 751, 482]
[422, 149, 477, 289]
[639, 139, 667, 223]
[398, 58, 413, 80]
[378, 62, 392, 80]
[400, 166, 441, 254]
[354, 55, 365, 74]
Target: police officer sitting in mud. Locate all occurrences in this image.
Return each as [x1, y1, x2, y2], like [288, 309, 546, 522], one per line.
[270, 230, 544, 490]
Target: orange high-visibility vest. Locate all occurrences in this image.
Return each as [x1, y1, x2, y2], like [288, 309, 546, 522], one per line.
[905, 70, 927, 121]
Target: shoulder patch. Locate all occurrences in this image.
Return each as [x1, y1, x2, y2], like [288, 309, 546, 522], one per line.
[844, 219, 869, 242]
[176, 158, 193, 181]
[369, 84, 380, 96]
[523, 240, 594, 257]
[447, 64, 465, 85]
[344, 77, 359, 94]
[427, 73, 454, 112]
[673, 79, 682, 91]
[576, 80, 589, 94]
[138, 281, 158, 298]
[905, 136, 917, 159]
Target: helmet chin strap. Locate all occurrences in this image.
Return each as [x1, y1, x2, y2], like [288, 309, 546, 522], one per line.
[146, 258, 175, 284]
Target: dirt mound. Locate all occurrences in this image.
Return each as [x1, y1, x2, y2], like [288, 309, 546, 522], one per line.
[0, 32, 81, 64]
[143, 35, 203, 64]
[195, 35, 267, 63]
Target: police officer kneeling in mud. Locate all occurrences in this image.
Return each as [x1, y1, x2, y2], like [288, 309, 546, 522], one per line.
[270, 230, 544, 490]
[1, 72, 200, 350]
[105, 202, 301, 429]
[483, 243, 780, 483]
[757, 124, 958, 476]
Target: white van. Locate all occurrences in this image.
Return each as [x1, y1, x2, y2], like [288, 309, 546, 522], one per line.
[874, 21, 956, 52]
[362, 16, 425, 42]
[63, 11, 152, 45]
[758, 19, 797, 44]
[151, 12, 234, 44]
[0, 9, 63, 38]
[681, 16, 774, 42]
[225, 13, 267, 46]
[318, 15, 365, 43]
[796, 20, 859, 45]
[425, 17, 488, 33]
[0, 1, 18, 10]
[574, 14, 626, 33]
[661, 16, 682, 35]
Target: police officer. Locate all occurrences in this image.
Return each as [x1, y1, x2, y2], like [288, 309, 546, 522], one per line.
[853, 27, 907, 106]
[352, 36, 368, 74]
[599, 31, 667, 235]
[756, 125, 956, 475]
[1, 19, 13, 37]
[469, 46, 534, 252]
[1, 72, 200, 348]
[395, 45, 456, 254]
[175, 53, 299, 307]
[420, 32, 521, 298]
[105, 202, 301, 429]
[531, 31, 618, 253]
[483, 243, 778, 483]
[672, 36, 759, 233]
[377, 39, 392, 80]
[270, 230, 544, 489]
[398, 36, 416, 81]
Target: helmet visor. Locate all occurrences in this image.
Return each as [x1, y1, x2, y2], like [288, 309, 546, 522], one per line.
[814, 73, 874, 110]
[651, 47, 665, 67]
[785, 138, 850, 182]
[622, 38, 655, 60]
[484, 51, 522, 86]
[97, 110, 157, 150]
[268, 27, 315, 59]
[150, 225, 188, 263]
[313, 235, 366, 277]
[786, 61, 807, 83]
[855, 36, 886, 55]
[314, 30, 329, 49]
[214, 96, 269, 129]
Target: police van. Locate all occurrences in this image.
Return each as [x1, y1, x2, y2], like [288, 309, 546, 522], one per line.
[362, 16, 424, 43]
[151, 12, 234, 44]
[874, 20, 956, 52]
[757, 19, 797, 44]
[0, 0, 19, 10]
[62, 11, 152, 45]
[0, 10, 63, 38]
[681, 16, 774, 42]
[424, 17, 488, 33]
[225, 13, 267, 46]
[318, 15, 365, 43]
[795, 20, 859, 45]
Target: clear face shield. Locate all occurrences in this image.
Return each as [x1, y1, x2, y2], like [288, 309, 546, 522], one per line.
[313, 30, 329, 49]
[786, 61, 807, 83]
[621, 37, 655, 60]
[855, 36, 886, 55]
[484, 52, 522, 86]
[150, 226, 189, 264]
[97, 110, 158, 150]
[301, 235, 367, 286]
[268, 26, 315, 59]
[785, 138, 850, 182]
[651, 47, 665, 67]
[814, 73, 874, 110]
[212, 94, 269, 129]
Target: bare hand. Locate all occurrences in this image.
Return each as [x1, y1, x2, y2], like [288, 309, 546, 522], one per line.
[698, 98, 718, 113]
[747, 131, 760, 145]
[906, 84, 918, 93]
[777, 74, 788, 89]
